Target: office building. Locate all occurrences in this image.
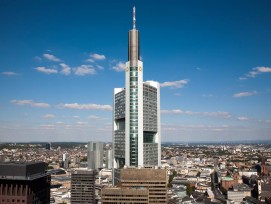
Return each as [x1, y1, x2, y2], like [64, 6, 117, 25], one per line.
[61, 153, 69, 169]
[71, 168, 96, 204]
[101, 187, 149, 204]
[105, 149, 113, 169]
[117, 167, 168, 204]
[113, 7, 161, 169]
[87, 141, 104, 170]
[45, 142, 51, 150]
[0, 162, 51, 204]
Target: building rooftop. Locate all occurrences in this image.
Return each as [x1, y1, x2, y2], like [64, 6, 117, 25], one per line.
[102, 187, 149, 196]
[0, 161, 47, 180]
[221, 176, 234, 181]
[232, 183, 251, 191]
[120, 168, 167, 181]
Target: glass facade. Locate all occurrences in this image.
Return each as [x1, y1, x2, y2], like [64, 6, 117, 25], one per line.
[114, 90, 125, 168]
[129, 66, 138, 166]
[114, 81, 160, 167]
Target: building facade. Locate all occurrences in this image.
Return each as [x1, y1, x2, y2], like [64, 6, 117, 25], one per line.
[101, 187, 149, 204]
[71, 169, 96, 204]
[118, 168, 168, 204]
[113, 7, 161, 169]
[105, 149, 113, 169]
[87, 141, 104, 170]
[45, 143, 51, 150]
[0, 162, 51, 204]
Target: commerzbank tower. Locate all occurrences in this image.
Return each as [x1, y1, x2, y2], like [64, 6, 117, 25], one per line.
[113, 7, 161, 169]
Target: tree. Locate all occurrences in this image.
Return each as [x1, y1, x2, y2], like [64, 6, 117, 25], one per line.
[168, 170, 177, 187]
[186, 183, 195, 196]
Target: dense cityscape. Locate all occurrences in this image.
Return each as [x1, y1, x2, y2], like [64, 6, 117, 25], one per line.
[0, 142, 271, 203]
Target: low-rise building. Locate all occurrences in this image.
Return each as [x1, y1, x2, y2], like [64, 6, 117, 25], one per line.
[227, 183, 251, 203]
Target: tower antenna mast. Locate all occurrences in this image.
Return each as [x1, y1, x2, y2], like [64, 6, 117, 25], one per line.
[133, 6, 136, 29]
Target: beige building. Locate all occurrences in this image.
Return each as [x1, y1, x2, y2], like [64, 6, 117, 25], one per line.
[101, 187, 149, 204]
[115, 168, 168, 203]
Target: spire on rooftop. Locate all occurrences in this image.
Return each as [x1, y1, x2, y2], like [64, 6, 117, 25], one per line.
[133, 6, 136, 29]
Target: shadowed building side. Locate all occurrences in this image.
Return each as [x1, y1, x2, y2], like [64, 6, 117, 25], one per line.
[0, 162, 51, 204]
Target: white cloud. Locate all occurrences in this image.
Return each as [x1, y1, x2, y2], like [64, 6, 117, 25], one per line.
[88, 115, 100, 120]
[1, 72, 19, 76]
[86, 58, 95, 63]
[43, 114, 56, 119]
[160, 79, 189, 89]
[73, 65, 96, 76]
[35, 66, 58, 74]
[88, 115, 107, 120]
[39, 124, 56, 129]
[34, 56, 42, 61]
[161, 109, 231, 118]
[56, 121, 64, 125]
[240, 66, 271, 79]
[77, 121, 88, 125]
[112, 61, 126, 72]
[59, 63, 71, 75]
[57, 103, 112, 111]
[161, 123, 230, 133]
[254, 66, 271, 73]
[233, 91, 257, 98]
[202, 111, 231, 118]
[43, 53, 61, 62]
[90, 53, 106, 60]
[161, 109, 185, 114]
[238, 116, 249, 121]
[96, 65, 104, 70]
[86, 53, 106, 62]
[11, 100, 50, 108]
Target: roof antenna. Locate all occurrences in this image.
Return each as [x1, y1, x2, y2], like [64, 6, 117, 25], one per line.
[133, 6, 136, 29]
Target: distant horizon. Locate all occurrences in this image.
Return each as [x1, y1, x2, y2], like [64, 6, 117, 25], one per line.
[1, 139, 271, 145]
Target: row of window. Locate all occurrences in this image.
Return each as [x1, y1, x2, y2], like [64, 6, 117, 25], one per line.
[1, 199, 25, 203]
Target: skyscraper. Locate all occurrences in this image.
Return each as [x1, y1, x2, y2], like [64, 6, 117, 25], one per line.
[87, 141, 104, 170]
[105, 149, 113, 169]
[113, 7, 161, 168]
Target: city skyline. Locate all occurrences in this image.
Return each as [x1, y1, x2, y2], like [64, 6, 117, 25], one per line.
[1, 0, 271, 142]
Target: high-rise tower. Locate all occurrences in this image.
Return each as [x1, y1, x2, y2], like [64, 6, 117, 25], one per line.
[87, 141, 104, 170]
[113, 7, 161, 168]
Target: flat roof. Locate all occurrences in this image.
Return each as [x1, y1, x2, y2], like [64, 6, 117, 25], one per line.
[0, 161, 47, 180]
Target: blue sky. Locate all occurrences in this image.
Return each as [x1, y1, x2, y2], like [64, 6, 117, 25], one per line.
[1, 0, 271, 142]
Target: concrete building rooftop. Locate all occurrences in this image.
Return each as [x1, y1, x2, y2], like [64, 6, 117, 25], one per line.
[221, 176, 234, 181]
[232, 183, 251, 191]
[120, 168, 167, 180]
